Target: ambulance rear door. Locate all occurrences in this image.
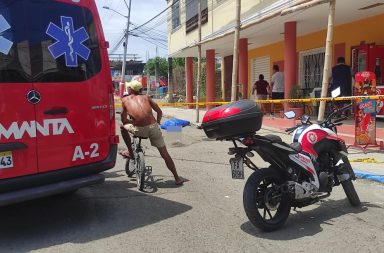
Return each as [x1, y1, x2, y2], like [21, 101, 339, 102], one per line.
[30, 0, 112, 172]
[0, 3, 38, 179]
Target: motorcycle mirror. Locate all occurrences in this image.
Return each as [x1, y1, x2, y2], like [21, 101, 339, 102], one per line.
[301, 115, 310, 124]
[284, 111, 296, 119]
[331, 87, 341, 98]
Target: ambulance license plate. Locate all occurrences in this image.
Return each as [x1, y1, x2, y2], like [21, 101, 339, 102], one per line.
[230, 157, 244, 179]
[0, 151, 13, 169]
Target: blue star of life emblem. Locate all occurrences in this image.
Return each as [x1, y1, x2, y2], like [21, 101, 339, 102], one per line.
[46, 16, 90, 67]
[0, 15, 13, 55]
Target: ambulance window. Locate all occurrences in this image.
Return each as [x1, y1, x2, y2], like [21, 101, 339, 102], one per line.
[0, 0, 101, 83]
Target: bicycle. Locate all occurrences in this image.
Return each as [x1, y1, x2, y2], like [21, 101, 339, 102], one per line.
[125, 136, 152, 191]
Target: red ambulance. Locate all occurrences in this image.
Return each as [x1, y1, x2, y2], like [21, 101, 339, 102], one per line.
[0, 0, 118, 205]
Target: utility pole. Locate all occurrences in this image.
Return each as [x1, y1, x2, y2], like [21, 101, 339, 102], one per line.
[231, 0, 241, 102]
[196, 0, 202, 123]
[318, 0, 335, 121]
[146, 51, 150, 95]
[121, 0, 132, 85]
[155, 46, 158, 90]
[168, 57, 174, 103]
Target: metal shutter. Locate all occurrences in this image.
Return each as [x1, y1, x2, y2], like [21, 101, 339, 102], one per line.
[251, 56, 270, 86]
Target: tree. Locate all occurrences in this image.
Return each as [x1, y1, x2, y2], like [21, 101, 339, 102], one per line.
[144, 57, 168, 77]
[172, 58, 185, 68]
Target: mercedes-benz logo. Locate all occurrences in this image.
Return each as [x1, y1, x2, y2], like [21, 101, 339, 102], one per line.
[26, 90, 41, 104]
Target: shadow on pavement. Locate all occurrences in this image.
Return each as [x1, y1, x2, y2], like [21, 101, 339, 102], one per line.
[143, 176, 190, 194]
[0, 177, 192, 252]
[240, 199, 381, 240]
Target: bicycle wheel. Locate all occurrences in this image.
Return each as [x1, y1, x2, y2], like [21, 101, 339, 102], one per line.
[135, 151, 146, 191]
[125, 159, 135, 177]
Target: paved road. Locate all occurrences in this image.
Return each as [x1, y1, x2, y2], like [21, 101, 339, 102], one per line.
[0, 125, 383, 252]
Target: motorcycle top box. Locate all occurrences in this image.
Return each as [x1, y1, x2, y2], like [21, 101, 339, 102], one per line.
[201, 100, 263, 139]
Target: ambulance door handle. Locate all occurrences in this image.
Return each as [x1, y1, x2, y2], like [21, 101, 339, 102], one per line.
[44, 107, 68, 115]
[0, 142, 27, 152]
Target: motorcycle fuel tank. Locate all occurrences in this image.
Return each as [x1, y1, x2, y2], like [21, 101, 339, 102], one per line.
[201, 100, 263, 139]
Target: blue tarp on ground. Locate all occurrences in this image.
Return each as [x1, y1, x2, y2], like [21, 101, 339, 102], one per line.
[353, 169, 384, 183]
[160, 118, 190, 130]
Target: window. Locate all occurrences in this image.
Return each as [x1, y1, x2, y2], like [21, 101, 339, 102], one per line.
[299, 48, 325, 95]
[0, 0, 101, 83]
[172, 0, 180, 31]
[185, 0, 208, 33]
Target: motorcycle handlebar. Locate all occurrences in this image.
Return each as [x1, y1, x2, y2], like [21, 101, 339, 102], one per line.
[340, 103, 352, 111]
[333, 115, 348, 124]
[325, 103, 352, 123]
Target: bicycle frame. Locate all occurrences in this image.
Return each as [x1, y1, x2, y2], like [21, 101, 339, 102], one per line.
[131, 135, 148, 191]
[132, 136, 144, 154]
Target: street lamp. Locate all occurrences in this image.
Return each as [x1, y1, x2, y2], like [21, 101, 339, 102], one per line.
[103, 0, 132, 87]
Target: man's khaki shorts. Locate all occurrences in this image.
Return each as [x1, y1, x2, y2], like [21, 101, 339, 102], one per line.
[124, 123, 165, 148]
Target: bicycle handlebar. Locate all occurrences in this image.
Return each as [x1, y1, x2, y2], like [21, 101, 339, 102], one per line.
[285, 126, 298, 133]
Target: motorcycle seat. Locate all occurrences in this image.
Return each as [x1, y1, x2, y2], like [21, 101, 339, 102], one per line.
[264, 134, 282, 142]
[289, 142, 302, 153]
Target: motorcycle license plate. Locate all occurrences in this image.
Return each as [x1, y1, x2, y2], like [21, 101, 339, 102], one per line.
[0, 151, 13, 169]
[230, 158, 244, 179]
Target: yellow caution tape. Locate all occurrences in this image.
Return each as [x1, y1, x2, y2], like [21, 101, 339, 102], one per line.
[350, 158, 384, 163]
[113, 95, 384, 107]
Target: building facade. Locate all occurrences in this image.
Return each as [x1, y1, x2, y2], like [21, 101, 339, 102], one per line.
[167, 0, 384, 111]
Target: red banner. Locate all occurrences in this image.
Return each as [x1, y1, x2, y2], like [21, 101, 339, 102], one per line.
[376, 86, 384, 118]
[354, 71, 377, 145]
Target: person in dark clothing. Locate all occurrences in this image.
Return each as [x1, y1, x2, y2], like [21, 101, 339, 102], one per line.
[252, 74, 270, 99]
[329, 57, 352, 112]
[252, 74, 270, 112]
[330, 57, 352, 97]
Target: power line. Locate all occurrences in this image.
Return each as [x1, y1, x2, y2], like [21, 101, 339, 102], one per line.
[108, 0, 219, 56]
[127, 1, 176, 33]
[131, 34, 167, 50]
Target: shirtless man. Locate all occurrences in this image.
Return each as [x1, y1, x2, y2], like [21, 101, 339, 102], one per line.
[119, 80, 184, 185]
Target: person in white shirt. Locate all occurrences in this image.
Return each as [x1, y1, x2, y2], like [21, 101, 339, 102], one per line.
[270, 65, 285, 99]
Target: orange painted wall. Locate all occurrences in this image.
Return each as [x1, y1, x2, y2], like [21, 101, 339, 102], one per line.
[247, 14, 384, 92]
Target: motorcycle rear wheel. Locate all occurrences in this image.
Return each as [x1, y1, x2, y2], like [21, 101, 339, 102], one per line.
[341, 179, 361, 207]
[243, 168, 291, 232]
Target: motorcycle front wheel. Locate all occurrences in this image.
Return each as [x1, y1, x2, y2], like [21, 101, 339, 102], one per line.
[243, 168, 291, 232]
[341, 158, 361, 206]
[341, 179, 361, 207]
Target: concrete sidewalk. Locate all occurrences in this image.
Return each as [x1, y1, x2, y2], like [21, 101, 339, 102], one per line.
[160, 106, 384, 184]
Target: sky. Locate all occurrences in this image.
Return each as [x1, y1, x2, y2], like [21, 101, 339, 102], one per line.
[95, 0, 168, 63]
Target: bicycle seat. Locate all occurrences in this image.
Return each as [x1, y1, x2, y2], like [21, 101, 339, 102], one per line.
[133, 136, 148, 140]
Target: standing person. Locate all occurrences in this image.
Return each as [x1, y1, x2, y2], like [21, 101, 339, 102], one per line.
[119, 80, 184, 185]
[270, 65, 284, 99]
[252, 74, 270, 112]
[329, 57, 352, 108]
[330, 57, 352, 96]
[270, 65, 284, 114]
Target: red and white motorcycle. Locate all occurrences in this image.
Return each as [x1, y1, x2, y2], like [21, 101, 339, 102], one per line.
[201, 95, 360, 231]
[237, 104, 361, 231]
[284, 103, 360, 204]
